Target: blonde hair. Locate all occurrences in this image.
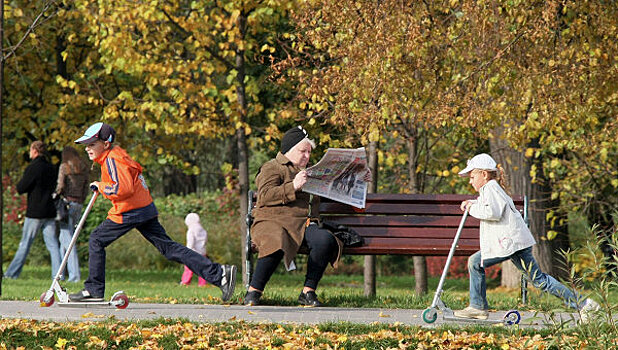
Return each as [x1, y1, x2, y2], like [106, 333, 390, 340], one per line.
[485, 164, 511, 195]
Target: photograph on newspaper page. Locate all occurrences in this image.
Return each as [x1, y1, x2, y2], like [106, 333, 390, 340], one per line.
[302, 147, 368, 208]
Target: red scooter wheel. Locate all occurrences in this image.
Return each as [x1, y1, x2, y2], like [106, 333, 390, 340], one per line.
[112, 293, 129, 309]
[39, 292, 54, 307]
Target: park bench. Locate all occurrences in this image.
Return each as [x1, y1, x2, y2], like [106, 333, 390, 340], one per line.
[245, 191, 528, 298]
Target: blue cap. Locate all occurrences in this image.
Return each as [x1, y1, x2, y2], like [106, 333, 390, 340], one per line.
[75, 122, 116, 144]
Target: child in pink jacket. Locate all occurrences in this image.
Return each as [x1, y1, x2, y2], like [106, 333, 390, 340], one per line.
[180, 213, 208, 286]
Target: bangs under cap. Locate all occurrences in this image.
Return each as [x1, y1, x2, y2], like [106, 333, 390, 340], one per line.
[458, 153, 497, 177]
[75, 122, 116, 144]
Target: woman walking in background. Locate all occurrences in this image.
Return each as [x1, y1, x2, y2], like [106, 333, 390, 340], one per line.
[55, 146, 90, 282]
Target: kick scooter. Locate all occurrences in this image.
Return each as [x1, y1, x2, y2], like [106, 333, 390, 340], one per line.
[422, 208, 521, 326]
[40, 188, 129, 309]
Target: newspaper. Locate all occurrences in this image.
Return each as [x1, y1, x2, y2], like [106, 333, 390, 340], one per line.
[303, 147, 369, 208]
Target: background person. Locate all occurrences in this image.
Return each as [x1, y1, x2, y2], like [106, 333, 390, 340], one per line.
[5, 141, 61, 279]
[180, 213, 208, 286]
[68, 122, 236, 302]
[55, 146, 90, 282]
[454, 153, 600, 322]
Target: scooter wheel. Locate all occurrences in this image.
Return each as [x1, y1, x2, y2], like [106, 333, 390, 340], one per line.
[503, 310, 521, 325]
[39, 292, 54, 307]
[112, 293, 129, 309]
[422, 308, 438, 324]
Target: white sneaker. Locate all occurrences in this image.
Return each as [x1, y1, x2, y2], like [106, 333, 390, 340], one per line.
[454, 306, 489, 320]
[580, 298, 601, 324]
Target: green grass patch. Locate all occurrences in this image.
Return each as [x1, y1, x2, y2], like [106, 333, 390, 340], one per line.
[2, 266, 614, 312]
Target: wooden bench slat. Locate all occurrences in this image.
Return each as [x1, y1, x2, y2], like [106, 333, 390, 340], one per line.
[320, 193, 524, 203]
[342, 247, 478, 255]
[319, 202, 471, 215]
[320, 215, 481, 228]
[345, 227, 480, 239]
[342, 236, 479, 255]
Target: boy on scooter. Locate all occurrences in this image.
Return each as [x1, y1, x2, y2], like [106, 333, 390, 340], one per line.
[69, 122, 236, 303]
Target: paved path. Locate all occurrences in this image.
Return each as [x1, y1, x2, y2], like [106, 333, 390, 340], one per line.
[0, 300, 578, 328]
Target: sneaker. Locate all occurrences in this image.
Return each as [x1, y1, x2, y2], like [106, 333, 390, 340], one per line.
[298, 291, 322, 307]
[68, 289, 104, 302]
[580, 298, 601, 324]
[219, 265, 237, 302]
[244, 290, 262, 306]
[454, 306, 489, 320]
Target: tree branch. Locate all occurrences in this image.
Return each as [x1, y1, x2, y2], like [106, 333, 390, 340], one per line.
[3, 0, 60, 62]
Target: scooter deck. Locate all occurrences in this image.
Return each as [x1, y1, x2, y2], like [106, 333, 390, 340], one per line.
[57, 300, 122, 308]
[442, 314, 506, 325]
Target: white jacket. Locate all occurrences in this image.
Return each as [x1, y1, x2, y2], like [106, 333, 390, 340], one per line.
[185, 213, 208, 256]
[468, 180, 535, 264]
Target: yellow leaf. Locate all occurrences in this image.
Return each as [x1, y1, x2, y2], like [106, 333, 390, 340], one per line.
[524, 148, 534, 158]
[55, 337, 68, 349]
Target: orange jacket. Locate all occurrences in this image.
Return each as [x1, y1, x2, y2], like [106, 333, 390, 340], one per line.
[95, 146, 157, 224]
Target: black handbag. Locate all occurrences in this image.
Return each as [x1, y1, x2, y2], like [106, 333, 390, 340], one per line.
[54, 195, 70, 222]
[320, 220, 364, 247]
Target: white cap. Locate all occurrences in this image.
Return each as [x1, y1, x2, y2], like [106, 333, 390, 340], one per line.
[458, 153, 497, 177]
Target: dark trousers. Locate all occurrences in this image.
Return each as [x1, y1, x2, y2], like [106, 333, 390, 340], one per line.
[84, 217, 222, 296]
[250, 224, 337, 291]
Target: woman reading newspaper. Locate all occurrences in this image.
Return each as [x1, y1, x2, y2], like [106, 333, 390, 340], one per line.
[244, 126, 370, 307]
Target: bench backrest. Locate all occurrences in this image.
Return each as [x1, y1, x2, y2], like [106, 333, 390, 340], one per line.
[248, 191, 527, 256]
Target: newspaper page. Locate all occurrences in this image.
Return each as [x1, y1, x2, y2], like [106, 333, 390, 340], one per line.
[303, 147, 369, 208]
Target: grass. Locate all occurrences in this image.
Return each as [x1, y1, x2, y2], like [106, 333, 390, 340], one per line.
[2, 265, 612, 313]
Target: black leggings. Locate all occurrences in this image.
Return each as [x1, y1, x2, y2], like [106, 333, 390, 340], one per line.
[250, 224, 337, 291]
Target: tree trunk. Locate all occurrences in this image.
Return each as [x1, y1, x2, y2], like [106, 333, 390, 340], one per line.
[528, 150, 570, 280]
[406, 131, 427, 295]
[364, 141, 378, 297]
[235, 13, 250, 287]
[0, 0, 4, 295]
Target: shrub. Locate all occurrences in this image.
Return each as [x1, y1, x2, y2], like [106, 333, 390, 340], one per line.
[2, 176, 27, 225]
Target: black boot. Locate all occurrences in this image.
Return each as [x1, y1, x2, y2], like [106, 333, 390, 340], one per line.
[244, 290, 262, 306]
[298, 291, 322, 307]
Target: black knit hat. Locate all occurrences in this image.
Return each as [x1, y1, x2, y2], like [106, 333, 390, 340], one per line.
[281, 126, 309, 154]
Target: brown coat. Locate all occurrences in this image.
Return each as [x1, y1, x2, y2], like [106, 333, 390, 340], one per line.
[251, 152, 341, 268]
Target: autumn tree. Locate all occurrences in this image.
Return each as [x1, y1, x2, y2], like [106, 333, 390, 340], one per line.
[278, 0, 617, 290]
